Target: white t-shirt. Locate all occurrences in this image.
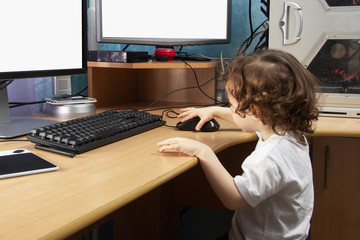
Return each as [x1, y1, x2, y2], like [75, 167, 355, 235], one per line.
[229, 132, 314, 240]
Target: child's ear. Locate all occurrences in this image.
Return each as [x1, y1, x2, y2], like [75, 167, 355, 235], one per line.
[249, 104, 262, 121]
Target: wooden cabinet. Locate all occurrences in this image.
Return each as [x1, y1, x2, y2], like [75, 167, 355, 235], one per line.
[311, 137, 360, 240]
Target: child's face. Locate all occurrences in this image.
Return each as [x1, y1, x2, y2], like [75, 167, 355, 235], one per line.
[228, 94, 260, 133]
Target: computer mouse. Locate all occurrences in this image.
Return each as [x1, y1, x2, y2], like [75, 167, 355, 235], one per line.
[176, 117, 220, 132]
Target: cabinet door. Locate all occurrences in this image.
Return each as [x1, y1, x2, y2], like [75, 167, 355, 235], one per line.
[311, 137, 360, 240]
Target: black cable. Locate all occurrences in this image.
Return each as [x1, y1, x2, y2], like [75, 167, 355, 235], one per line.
[236, 20, 267, 56]
[143, 76, 216, 110]
[249, 0, 254, 36]
[142, 103, 225, 113]
[254, 29, 268, 51]
[160, 108, 180, 128]
[0, 79, 47, 109]
[260, 0, 269, 18]
[132, 60, 227, 111]
[9, 100, 46, 108]
[121, 44, 129, 51]
[51, 86, 89, 100]
[181, 60, 223, 104]
[71, 86, 88, 97]
[241, 29, 264, 54]
[9, 86, 89, 109]
[164, 109, 179, 118]
[175, 51, 227, 61]
[112, 102, 227, 116]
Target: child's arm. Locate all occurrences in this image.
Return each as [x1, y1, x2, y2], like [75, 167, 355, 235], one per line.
[178, 106, 234, 131]
[158, 137, 247, 210]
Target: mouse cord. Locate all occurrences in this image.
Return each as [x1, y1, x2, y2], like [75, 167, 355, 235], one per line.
[160, 108, 180, 128]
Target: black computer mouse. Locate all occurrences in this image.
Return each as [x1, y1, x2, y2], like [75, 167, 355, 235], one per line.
[176, 117, 220, 132]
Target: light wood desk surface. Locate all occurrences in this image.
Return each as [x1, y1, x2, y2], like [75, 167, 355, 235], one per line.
[0, 110, 359, 240]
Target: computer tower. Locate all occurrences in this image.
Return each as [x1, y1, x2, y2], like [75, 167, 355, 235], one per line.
[268, 0, 360, 117]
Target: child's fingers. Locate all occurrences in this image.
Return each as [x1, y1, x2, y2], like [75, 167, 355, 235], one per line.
[158, 138, 187, 152]
[158, 138, 180, 148]
[158, 138, 200, 157]
[180, 107, 195, 113]
[178, 108, 197, 119]
[178, 111, 193, 119]
[158, 141, 180, 153]
[159, 145, 171, 152]
[195, 119, 208, 131]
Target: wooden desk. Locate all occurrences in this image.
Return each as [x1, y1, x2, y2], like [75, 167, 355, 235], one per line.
[0, 109, 251, 240]
[0, 109, 359, 239]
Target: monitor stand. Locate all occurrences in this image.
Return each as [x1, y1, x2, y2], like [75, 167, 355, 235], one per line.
[0, 88, 57, 139]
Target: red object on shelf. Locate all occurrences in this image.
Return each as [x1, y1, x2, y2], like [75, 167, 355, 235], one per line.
[154, 48, 176, 61]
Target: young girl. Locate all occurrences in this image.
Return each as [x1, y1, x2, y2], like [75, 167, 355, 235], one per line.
[158, 50, 319, 240]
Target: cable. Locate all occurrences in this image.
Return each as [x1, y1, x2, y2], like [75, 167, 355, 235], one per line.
[73, 86, 88, 96]
[143, 76, 216, 109]
[9, 100, 46, 108]
[9, 86, 89, 109]
[163, 108, 179, 118]
[175, 51, 232, 61]
[50, 86, 88, 100]
[254, 28, 268, 52]
[235, 20, 268, 56]
[181, 60, 223, 104]
[121, 44, 129, 51]
[249, 0, 254, 36]
[160, 108, 180, 128]
[260, 0, 269, 18]
[136, 60, 225, 110]
[142, 103, 226, 112]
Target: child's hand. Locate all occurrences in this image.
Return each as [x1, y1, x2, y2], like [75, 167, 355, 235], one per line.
[158, 137, 211, 158]
[159, 137, 245, 209]
[178, 108, 215, 131]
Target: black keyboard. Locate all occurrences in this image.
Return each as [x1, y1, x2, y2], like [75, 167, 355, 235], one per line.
[27, 110, 165, 156]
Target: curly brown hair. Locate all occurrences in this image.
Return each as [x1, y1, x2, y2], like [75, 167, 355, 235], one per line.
[224, 50, 320, 145]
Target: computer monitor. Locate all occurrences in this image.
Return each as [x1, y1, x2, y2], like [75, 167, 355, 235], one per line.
[96, 0, 231, 47]
[0, 0, 87, 138]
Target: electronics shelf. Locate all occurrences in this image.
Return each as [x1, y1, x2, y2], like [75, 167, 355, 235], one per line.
[87, 61, 219, 108]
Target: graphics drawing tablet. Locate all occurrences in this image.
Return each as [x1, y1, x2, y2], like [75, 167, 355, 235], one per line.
[0, 149, 59, 179]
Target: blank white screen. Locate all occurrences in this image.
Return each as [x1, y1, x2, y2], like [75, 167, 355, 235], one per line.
[101, 0, 228, 40]
[0, 0, 83, 73]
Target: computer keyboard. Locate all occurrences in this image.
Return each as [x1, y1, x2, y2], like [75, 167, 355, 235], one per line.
[27, 110, 165, 157]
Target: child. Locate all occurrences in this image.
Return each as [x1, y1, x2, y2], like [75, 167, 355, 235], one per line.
[158, 50, 319, 240]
